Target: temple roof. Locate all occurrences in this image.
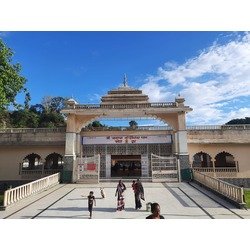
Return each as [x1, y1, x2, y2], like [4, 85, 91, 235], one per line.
[101, 75, 149, 104]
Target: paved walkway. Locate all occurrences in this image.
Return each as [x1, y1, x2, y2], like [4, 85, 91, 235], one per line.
[1, 181, 250, 219]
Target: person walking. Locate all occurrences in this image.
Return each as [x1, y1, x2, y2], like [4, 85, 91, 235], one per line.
[87, 191, 96, 219]
[134, 178, 144, 210]
[146, 203, 164, 219]
[115, 180, 126, 211]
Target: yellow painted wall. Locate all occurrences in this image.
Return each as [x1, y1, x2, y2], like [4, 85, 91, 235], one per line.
[188, 143, 250, 177]
[0, 145, 64, 180]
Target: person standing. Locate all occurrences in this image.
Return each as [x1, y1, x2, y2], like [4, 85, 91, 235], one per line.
[87, 191, 96, 219]
[146, 203, 164, 219]
[134, 178, 144, 210]
[115, 180, 126, 211]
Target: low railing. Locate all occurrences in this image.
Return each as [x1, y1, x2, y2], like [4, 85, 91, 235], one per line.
[20, 169, 62, 177]
[0, 127, 66, 134]
[188, 124, 250, 130]
[0, 124, 249, 134]
[3, 173, 60, 208]
[192, 170, 245, 205]
[191, 166, 239, 178]
[192, 167, 238, 173]
[74, 102, 177, 110]
[83, 125, 173, 131]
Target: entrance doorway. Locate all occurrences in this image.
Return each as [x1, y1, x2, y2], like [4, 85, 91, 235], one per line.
[111, 155, 141, 177]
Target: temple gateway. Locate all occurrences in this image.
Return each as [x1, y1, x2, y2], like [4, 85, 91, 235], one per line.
[61, 77, 192, 183]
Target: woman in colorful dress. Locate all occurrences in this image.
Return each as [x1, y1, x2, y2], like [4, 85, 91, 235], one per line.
[115, 180, 126, 211]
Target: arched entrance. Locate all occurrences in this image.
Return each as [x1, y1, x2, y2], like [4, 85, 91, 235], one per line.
[21, 153, 42, 170]
[215, 151, 236, 168]
[192, 152, 213, 168]
[61, 77, 192, 183]
[45, 153, 64, 169]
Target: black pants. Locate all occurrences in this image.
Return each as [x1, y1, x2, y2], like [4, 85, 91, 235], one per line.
[135, 194, 142, 209]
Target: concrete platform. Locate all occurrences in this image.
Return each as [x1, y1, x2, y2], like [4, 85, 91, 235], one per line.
[1, 181, 250, 219]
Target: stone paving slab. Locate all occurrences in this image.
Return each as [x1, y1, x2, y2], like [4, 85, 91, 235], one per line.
[1, 182, 250, 219]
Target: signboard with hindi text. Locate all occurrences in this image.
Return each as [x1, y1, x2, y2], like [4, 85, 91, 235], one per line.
[82, 135, 171, 145]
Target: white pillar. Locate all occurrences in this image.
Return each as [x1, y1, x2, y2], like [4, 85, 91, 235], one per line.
[65, 132, 77, 155]
[176, 130, 188, 155]
[76, 133, 81, 157]
[141, 154, 149, 177]
[106, 154, 111, 178]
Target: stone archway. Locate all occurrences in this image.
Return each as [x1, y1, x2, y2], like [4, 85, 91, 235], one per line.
[45, 153, 64, 169]
[22, 153, 42, 170]
[192, 151, 213, 168]
[61, 79, 192, 182]
[215, 151, 236, 168]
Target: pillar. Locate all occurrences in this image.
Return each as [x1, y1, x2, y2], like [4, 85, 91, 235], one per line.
[175, 111, 191, 181]
[63, 114, 77, 183]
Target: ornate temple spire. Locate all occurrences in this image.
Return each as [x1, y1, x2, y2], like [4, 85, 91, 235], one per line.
[123, 73, 128, 87]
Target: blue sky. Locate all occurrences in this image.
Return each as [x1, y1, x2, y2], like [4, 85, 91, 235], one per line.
[1, 31, 250, 125]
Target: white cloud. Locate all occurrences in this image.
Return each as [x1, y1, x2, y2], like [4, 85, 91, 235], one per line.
[88, 93, 101, 103]
[140, 32, 250, 125]
[139, 82, 175, 102]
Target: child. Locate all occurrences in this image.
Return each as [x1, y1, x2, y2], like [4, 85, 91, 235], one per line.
[100, 187, 105, 198]
[87, 191, 96, 219]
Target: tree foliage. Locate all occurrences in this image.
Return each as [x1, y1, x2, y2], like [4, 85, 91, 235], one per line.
[6, 96, 67, 128]
[0, 39, 27, 111]
[226, 117, 250, 125]
[87, 120, 106, 130]
[129, 120, 138, 129]
[0, 39, 67, 129]
[10, 109, 40, 128]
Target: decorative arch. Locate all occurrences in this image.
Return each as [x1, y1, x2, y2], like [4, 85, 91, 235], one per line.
[76, 114, 173, 133]
[192, 151, 213, 168]
[45, 153, 64, 169]
[22, 153, 42, 169]
[215, 151, 236, 168]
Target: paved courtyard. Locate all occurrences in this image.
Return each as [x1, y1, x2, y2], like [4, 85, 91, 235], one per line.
[1, 181, 250, 219]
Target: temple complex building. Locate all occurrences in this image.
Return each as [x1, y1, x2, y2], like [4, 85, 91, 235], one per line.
[0, 78, 250, 188]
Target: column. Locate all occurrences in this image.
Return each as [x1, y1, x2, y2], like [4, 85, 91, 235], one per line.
[106, 154, 111, 178]
[63, 113, 77, 183]
[65, 132, 79, 183]
[175, 112, 191, 181]
[212, 158, 216, 178]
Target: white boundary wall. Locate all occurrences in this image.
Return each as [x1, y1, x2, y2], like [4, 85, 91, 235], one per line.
[3, 173, 60, 209]
[193, 170, 245, 205]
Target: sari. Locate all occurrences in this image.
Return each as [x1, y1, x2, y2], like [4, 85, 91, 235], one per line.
[115, 182, 126, 211]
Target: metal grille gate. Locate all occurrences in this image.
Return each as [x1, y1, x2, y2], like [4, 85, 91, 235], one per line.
[76, 155, 100, 183]
[151, 154, 180, 182]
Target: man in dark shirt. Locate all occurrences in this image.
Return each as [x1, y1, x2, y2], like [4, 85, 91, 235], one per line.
[146, 202, 164, 219]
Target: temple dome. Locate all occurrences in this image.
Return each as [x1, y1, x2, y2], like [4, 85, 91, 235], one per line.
[101, 75, 149, 105]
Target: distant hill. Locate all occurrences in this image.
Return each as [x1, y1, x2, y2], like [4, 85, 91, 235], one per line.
[226, 117, 250, 125]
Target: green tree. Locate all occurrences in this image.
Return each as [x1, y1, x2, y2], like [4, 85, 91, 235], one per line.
[0, 39, 27, 112]
[129, 120, 138, 129]
[87, 120, 106, 130]
[10, 109, 40, 128]
[0, 110, 11, 128]
[50, 96, 67, 113]
[29, 104, 45, 114]
[24, 91, 31, 110]
[41, 96, 67, 113]
[226, 117, 250, 125]
[39, 112, 65, 128]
